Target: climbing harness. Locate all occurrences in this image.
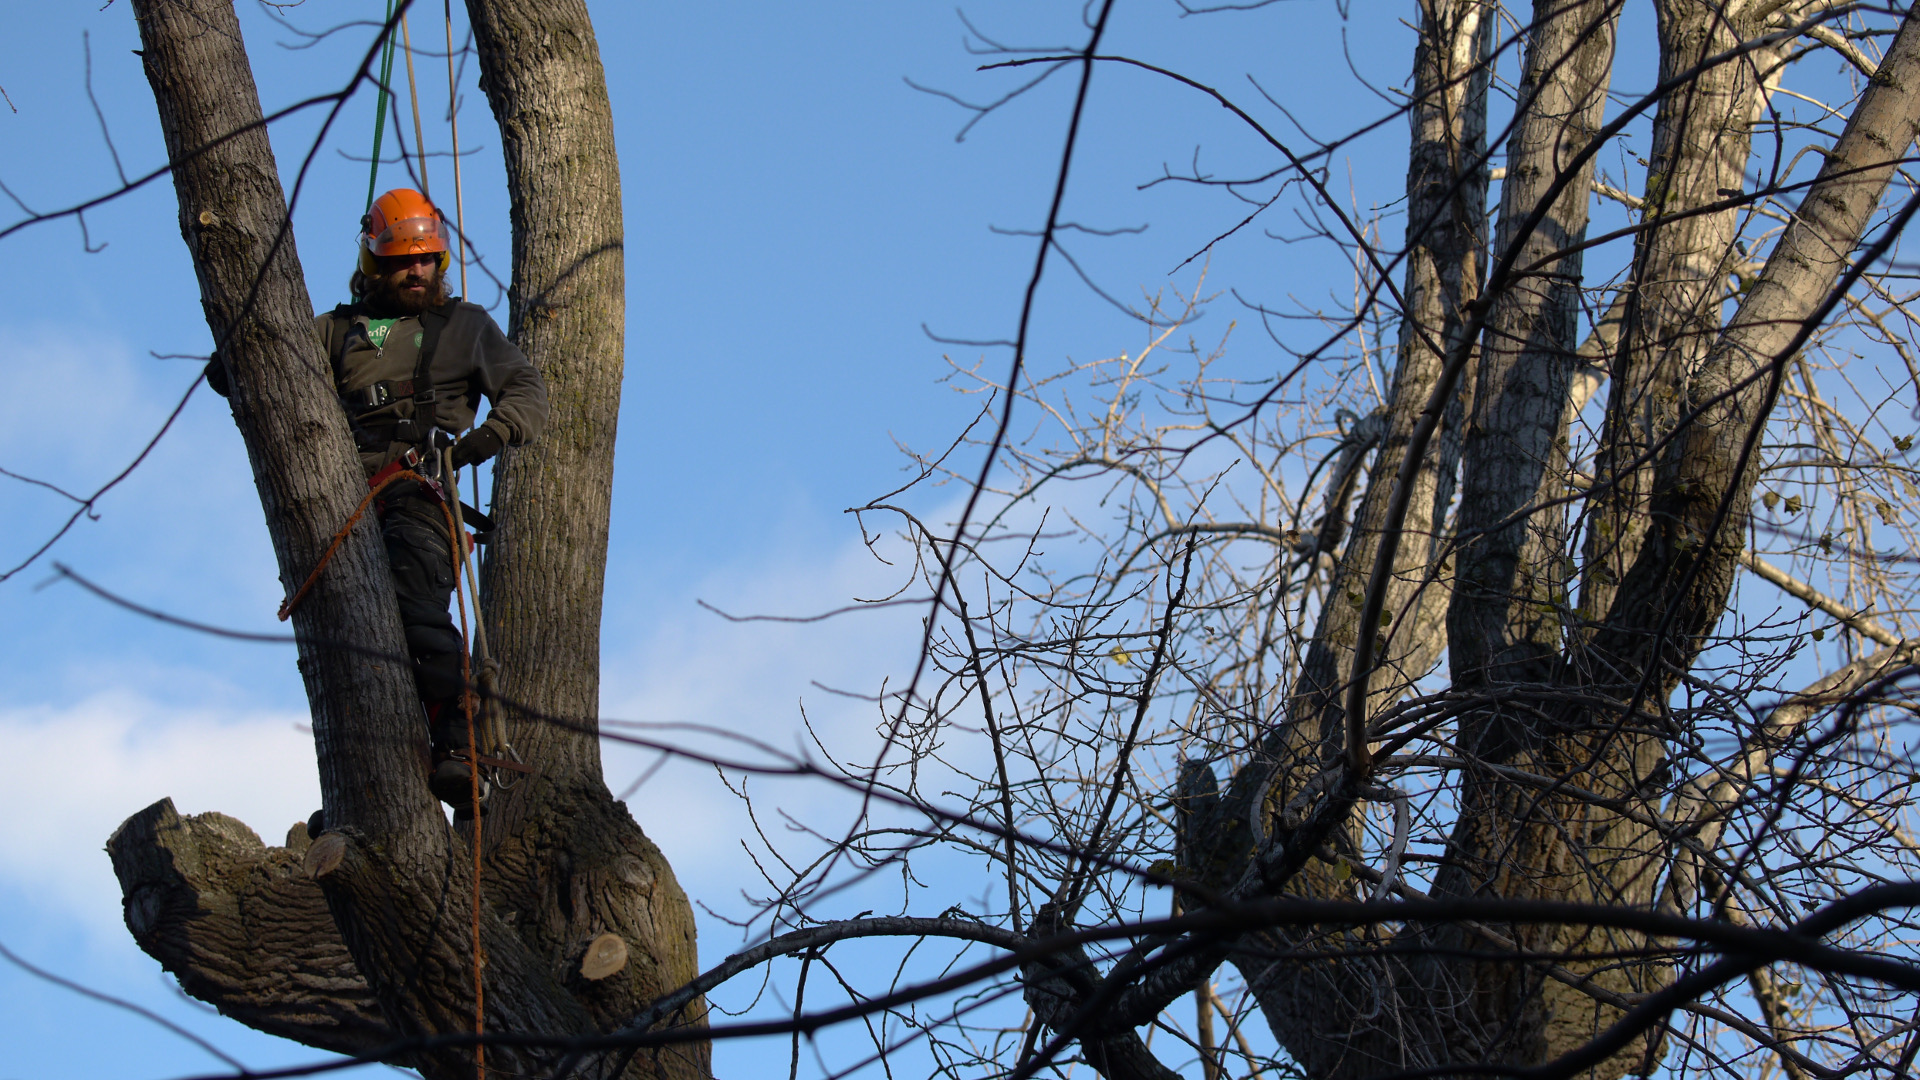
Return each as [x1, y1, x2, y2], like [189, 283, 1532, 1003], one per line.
[326, 297, 459, 452]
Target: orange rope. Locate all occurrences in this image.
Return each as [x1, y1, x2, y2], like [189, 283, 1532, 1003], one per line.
[282, 471, 488, 1077]
[277, 469, 426, 621]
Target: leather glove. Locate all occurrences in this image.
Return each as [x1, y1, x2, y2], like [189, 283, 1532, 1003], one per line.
[451, 425, 505, 468]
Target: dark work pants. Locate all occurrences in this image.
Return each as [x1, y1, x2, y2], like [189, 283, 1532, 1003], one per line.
[376, 486, 470, 753]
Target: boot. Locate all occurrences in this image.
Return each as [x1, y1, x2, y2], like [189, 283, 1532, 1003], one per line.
[429, 755, 486, 817]
[425, 700, 487, 816]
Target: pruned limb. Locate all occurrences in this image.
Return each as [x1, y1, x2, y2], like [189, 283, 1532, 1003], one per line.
[106, 799, 397, 1061]
[311, 826, 676, 1080]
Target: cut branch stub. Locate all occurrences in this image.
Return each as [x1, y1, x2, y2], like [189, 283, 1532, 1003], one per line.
[305, 832, 346, 879]
[581, 933, 629, 981]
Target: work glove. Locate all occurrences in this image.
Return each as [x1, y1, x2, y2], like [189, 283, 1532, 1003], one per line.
[451, 425, 505, 469]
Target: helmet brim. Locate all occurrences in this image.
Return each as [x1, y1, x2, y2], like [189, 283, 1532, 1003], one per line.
[363, 213, 450, 257]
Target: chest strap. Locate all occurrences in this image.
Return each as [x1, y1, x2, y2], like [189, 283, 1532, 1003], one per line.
[331, 300, 460, 447]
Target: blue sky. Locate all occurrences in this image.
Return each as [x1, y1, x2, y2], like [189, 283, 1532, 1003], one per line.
[1, 0, 1874, 1077]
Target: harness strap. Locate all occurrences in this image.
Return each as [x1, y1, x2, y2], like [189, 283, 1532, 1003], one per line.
[330, 300, 462, 448]
[393, 300, 457, 444]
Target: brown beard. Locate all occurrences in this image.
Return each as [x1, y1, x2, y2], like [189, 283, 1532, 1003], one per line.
[356, 264, 450, 316]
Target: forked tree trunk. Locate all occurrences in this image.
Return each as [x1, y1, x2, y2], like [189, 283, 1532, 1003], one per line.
[106, 2, 709, 1077]
[1169, 4, 1920, 1080]
[99, 1, 1920, 1077]
[1209, 1, 1498, 1074]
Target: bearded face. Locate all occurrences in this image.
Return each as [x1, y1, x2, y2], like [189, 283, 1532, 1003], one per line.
[364, 252, 448, 316]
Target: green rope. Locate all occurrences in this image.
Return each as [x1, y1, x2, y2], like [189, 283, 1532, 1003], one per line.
[365, 0, 400, 212]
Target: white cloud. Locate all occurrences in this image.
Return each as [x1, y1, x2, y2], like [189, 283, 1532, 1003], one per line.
[0, 477, 1003, 957]
[600, 520, 929, 911]
[0, 510, 929, 948]
[0, 694, 318, 943]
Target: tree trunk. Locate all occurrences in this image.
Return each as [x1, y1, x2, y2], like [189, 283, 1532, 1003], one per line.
[1448, 0, 1618, 697]
[109, 2, 710, 1077]
[465, 0, 710, 1065]
[1295, 0, 1494, 765]
[468, 0, 622, 788]
[1578, 0, 1773, 625]
[1591, 5, 1920, 707]
[130, 0, 435, 858]
[1197, 2, 1498, 1074]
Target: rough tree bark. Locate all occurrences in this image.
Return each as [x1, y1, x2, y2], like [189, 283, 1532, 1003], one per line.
[1448, 0, 1619, 693]
[105, 2, 709, 1077]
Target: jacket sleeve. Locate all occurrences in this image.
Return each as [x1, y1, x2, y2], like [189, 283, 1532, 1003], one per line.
[472, 313, 549, 447]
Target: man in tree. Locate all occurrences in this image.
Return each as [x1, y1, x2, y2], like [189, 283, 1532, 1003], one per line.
[331, 187, 547, 812]
[216, 187, 549, 813]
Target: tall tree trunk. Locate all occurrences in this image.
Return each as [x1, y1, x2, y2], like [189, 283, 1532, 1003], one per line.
[1591, 5, 1920, 711]
[1579, 0, 1774, 626]
[465, 0, 709, 1065]
[108, 2, 710, 1077]
[469, 0, 621, 787]
[1191, 3, 1497, 1075]
[1295, 0, 1494, 768]
[1420, 0, 1664, 1069]
[132, 0, 435, 857]
[1448, 0, 1619, 697]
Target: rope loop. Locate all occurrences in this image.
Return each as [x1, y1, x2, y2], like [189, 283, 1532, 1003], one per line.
[277, 468, 426, 621]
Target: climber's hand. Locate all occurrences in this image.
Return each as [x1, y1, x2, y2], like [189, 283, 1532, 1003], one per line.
[451, 425, 505, 469]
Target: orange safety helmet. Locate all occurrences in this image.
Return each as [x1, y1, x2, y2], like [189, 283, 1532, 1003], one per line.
[358, 188, 451, 276]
